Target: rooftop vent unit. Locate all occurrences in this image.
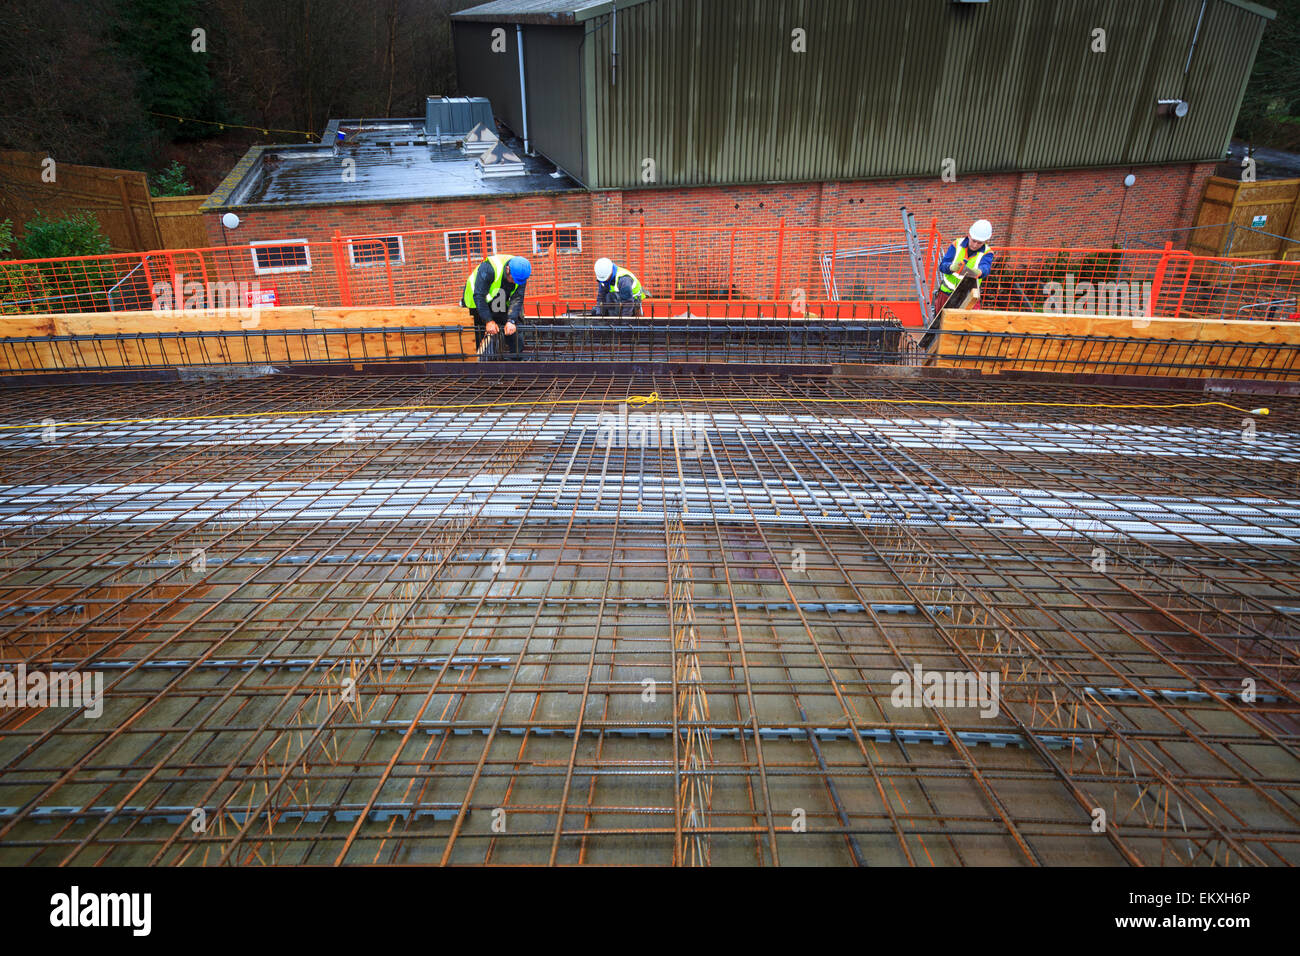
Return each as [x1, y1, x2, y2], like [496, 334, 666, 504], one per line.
[462, 122, 500, 155]
[475, 142, 525, 178]
[426, 95, 493, 141]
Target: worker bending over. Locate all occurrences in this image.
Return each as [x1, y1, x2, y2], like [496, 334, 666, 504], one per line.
[593, 257, 647, 317]
[934, 219, 994, 313]
[463, 254, 530, 359]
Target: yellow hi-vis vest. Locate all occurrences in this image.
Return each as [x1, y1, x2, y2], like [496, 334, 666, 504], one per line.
[938, 241, 993, 294]
[462, 254, 515, 310]
[610, 265, 646, 299]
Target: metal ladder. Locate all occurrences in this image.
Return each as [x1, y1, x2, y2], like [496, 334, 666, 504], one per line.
[901, 206, 935, 333]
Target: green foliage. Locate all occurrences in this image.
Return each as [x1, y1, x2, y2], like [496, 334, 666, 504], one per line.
[0, 212, 116, 314]
[1235, 0, 1300, 150]
[149, 161, 195, 197]
[0, 218, 30, 314]
[1039, 251, 1073, 288]
[0, 261, 45, 314]
[980, 265, 1036, 312]
[116, 0, 222, 141]
[1078, 249, 1123, 284]
[0, 0, 159, 170]
[16, 211, 112, 260]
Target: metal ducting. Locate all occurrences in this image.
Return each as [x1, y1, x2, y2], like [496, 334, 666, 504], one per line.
[424, 96, 493, 140]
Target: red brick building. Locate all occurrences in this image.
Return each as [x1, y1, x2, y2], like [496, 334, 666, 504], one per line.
[204, 161, 1217, 252]
[200, 0, 1271, 308]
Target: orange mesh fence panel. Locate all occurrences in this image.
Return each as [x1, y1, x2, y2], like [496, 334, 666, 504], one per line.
[980, 246, 1300, 321]
[0, 250, 160, 314]
[7, 223, 1300, 324]
[1, 222, 922, 316]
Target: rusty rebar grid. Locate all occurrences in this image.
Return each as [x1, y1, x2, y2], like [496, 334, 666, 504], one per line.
[0, 370, 1297, 865]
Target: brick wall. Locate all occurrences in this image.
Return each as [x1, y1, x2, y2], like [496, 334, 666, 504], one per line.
[202, 162, 1218, 306]
[206, 162, 1217, 249]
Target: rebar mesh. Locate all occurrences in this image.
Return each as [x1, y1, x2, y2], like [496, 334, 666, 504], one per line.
[0, 371, 1297, 865]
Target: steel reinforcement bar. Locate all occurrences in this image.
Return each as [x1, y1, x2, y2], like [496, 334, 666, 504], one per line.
[0, 371, 1296, 865]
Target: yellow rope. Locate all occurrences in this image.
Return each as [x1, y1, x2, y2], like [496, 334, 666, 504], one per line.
[0, 390, 1268, 433]
[146, 111, 318, 141]
[629, 392, 1268, 416]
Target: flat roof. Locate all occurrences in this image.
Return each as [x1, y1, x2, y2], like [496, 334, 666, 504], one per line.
[452, 0, 654, 24]
[204, 140, 581, 211]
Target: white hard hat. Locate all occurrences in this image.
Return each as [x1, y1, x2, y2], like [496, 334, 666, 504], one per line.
[969, 220, 993, 242]
[594, 257, 615, 282]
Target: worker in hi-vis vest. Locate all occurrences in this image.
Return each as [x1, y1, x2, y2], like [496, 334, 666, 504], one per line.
[934, 219, 994, 313]
[593, 257, 647, 317]
[463, 254, 530, 359]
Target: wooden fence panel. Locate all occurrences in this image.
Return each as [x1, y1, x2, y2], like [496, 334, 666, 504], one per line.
[1190, 176, 1300, 259]
[0, 150, 161, 253]
[150, 195, 211, 249]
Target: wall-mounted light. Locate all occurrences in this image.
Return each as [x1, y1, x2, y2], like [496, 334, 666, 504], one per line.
[1156, 98, 1190, 119]
[221, 212, 240, 248]
[1124, 174, 1136, 187]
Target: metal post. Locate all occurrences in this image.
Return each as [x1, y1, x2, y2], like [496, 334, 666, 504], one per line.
[671, 228, 677, 302]
[333, 231, 354, 307]
[1149, 241, 1173, 317]
[549, 221, 558, 301]
[727, 229, 736, 300]
[516, 25, 531, 155]
[774, 217, 786, 303]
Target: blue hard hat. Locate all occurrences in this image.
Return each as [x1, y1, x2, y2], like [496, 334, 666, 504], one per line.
[507, 256, 531, 283]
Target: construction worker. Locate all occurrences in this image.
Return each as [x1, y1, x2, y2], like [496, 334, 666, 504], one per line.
[463, 254, 530, 359]
[593, 257, 647, 317]
[934, 220, 994, 313]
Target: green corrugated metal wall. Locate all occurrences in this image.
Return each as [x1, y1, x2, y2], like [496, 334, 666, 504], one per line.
[455, 0, 1269, 189]
[453, 22, 527, 135]
[454, 21, 588, 182]
[524, 26, 586, 182]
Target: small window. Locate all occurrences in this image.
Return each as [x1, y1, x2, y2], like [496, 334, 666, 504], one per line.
[348, 236, 404, 267]
[250, 240, 311, 275]
[444, 229, 497, 262]
[532, 223, 582, 254]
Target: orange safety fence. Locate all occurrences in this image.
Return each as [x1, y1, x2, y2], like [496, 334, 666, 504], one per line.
[0, 218, 937, 325]
[979, 243, 1300, 322]
[3, 219, 1299, 326]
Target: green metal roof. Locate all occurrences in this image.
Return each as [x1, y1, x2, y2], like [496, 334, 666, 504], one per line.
[455, 0, 1277, 25]
[1221, 0, 1276, 20]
